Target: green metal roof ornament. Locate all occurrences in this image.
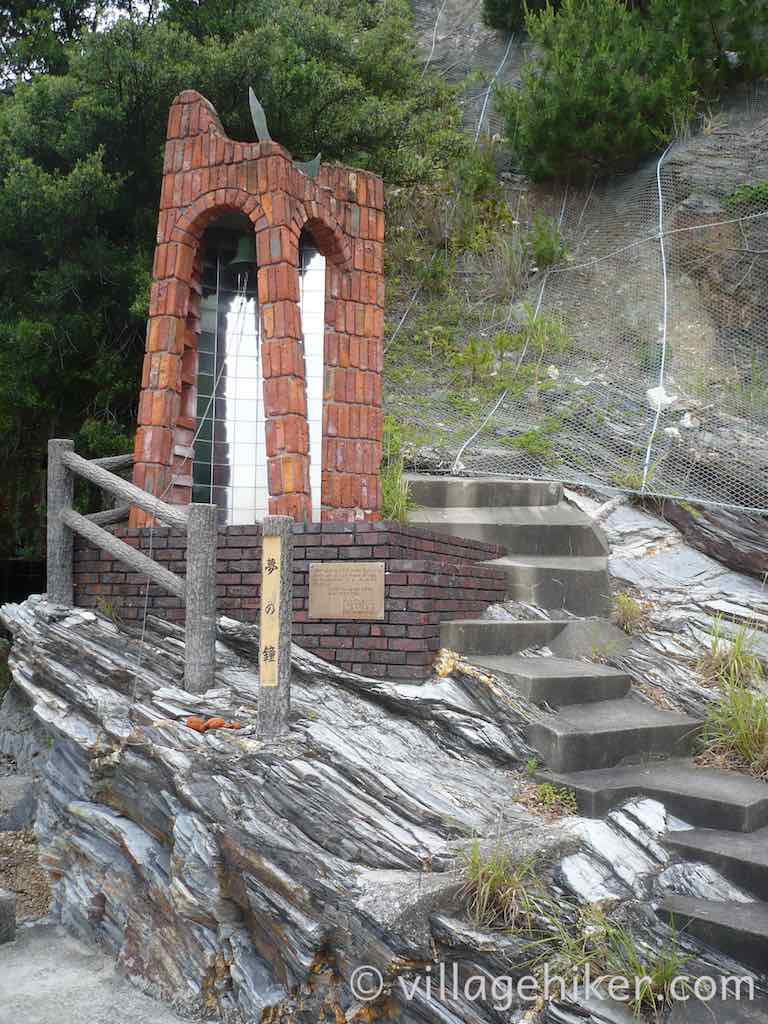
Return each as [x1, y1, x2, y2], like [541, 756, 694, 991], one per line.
[249, 87, 321, 179]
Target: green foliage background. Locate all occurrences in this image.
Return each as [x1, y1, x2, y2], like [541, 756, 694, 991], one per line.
[2, 0, 768, 557]
[0, 0, 463, 556]
[494, 0, 768, 182]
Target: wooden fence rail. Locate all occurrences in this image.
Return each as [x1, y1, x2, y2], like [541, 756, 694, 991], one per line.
[46, 439, 217, 694]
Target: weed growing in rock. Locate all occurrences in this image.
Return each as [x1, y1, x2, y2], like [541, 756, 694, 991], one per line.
[459, 845, 694, 1018]
[460, 843, 549, 932]
[703, 676, 768, 777]
[544, 907, 693, 1017]
[614, 592, 646, 634]
[380, 417, 417, 523]
[519, 781, 579, 819]
[697, 615, 764, 688]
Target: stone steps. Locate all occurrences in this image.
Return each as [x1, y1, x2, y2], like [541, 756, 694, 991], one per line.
[441, 617, 629, 659]
[408, 473, 768, 975]
[664, 826, 768, 901]
[487, 554, 611, 618]
[441, 617, 573, 655]
[527, 697, 701, 773]
[408, 504, 609, 556]
[465, 654, 631, 705]
[541, 760, 768, 832]
[658, 894, 768, 973]
[405, 475, 562, 508]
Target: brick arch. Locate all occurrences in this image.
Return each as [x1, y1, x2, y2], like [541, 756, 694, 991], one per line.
[172, 188, 265, 243]
[297, 207, 353, 271]
[132, 87, 384, 526]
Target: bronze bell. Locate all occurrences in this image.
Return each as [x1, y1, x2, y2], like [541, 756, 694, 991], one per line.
[228, 234, 256, 269]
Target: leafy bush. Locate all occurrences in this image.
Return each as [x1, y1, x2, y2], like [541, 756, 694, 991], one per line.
[526, 211, 567, 269]
[657, 0, 768, 93]
[496, 0, 696, 181]
[482, 0, 557, 32]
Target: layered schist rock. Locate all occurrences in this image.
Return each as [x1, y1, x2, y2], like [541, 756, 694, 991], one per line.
[0, 597, 548, 1021]
[2, 596, 763, 1022]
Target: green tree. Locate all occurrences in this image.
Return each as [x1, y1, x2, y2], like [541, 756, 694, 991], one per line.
[481, 0, 556, 33]
[496, 0, 696, 181]
[0, 2, 464, 556]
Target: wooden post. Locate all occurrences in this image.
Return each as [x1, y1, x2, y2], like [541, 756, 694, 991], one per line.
[184, 503, 218, 694]
[259, 516, 293, 739]
[47, 439, 74, 605]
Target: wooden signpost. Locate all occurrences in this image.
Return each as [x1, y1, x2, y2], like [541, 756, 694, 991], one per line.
[259, 516, 293, 739]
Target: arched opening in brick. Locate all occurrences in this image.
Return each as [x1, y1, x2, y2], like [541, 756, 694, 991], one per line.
[299, 226, 327, 522]
[192, 212, 266, 524]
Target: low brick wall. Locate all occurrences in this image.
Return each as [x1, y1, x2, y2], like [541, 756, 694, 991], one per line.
[73, 522, 506, 679]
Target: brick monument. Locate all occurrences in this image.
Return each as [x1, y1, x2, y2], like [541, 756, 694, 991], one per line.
[132, 89, 385, 526]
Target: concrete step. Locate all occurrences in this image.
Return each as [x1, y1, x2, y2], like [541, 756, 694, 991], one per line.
[527, 697, 701, 773]
[408, 504, 609, 556]
[405, 475, 562, 509]
[488, 554, 611, 617]
[543, 760, 768, 832]
[658, 894, 768, 973]
[441, 617, 630, 659]
[441, 617, 572, 655]
[664, 827, 768, 901]
[465, 654, 631, 705]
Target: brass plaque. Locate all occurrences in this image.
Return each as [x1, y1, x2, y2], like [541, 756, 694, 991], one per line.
[309, 561, 385, 620]
[259, 535, 282, 688]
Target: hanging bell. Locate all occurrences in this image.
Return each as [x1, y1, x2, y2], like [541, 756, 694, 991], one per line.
[228, 234, 256, 269]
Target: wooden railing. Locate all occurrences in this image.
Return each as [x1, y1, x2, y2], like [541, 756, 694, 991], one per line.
[46, 439, 217, 694]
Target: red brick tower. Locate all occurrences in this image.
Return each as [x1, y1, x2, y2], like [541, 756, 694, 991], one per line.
[131, 90, 384, 526]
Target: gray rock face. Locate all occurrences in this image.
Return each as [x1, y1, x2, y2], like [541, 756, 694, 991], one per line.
[1, 596, 761, 1020]
[0, 597, 556, 1021]
[0, 679, 50, 776]
[0, 886, 16, 945]
[0, 774, 35, 831]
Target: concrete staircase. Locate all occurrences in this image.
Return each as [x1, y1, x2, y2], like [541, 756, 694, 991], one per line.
[408, 474, 768, 973]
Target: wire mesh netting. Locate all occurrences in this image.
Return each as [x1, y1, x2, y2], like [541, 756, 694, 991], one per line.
[388, 11, 768, 512]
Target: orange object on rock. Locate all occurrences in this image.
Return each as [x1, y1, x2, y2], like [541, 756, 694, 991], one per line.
[205, 717, 226, 731]
[223, 721, 242, 730]
[186, 717, 206, 732]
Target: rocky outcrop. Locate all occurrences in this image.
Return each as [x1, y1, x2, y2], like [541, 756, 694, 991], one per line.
[662, 502, 768, 581]
[0, 597, 550, 1021]
[2, 594, 764, 1021]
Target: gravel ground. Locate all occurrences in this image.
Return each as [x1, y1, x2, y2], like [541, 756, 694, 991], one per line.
[0, 828, 50, 921]
[0, 754, 16, 778]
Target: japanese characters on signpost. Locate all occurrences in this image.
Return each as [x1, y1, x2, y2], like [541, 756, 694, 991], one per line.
[259, 516, 293, 739]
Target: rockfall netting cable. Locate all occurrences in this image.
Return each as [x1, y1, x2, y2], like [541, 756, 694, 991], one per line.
[389, 7, 768, 512]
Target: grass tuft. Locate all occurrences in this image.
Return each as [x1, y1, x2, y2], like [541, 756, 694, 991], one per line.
[459, 842, 548, 932]
[614, 592, 646, 634]
[703, 675, 768, 777]
[697, 615, 764, 688]
[458, 843, 693, 1018]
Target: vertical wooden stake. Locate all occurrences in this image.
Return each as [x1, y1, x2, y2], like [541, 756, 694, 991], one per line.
[259, 516, 293, 739]
[185, 503, 218, 694]
[47, 439, 74, 605]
